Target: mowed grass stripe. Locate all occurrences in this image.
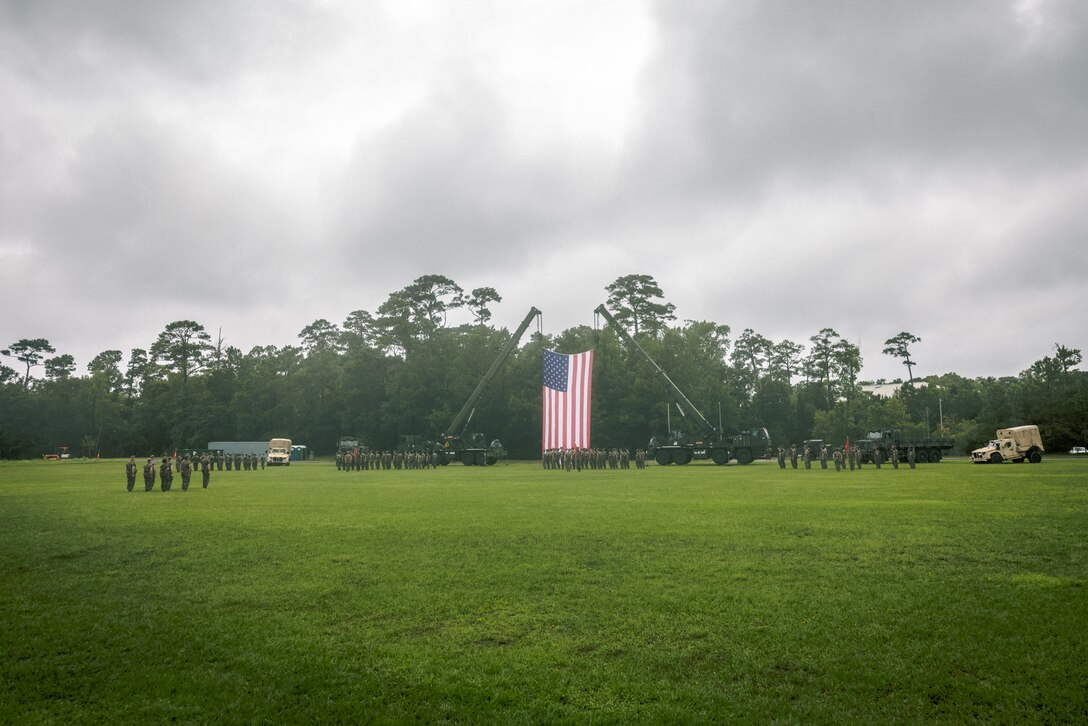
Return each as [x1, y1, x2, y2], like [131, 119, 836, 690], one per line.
[1, 459, 1086, 723]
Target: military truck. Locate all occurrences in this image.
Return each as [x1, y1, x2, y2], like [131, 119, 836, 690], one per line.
[595, 304, 771, 465]
[407, 307, 541, 466]
[971, 425, 1044, 464]
[267, 437, 292, 466]
[853, 430, 954, 464]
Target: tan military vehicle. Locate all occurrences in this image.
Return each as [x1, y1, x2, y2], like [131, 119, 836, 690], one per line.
[267, 437, 293, 466]
[971, 425, 1044, 464]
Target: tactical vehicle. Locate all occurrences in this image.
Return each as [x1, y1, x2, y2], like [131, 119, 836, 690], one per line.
[971, 425, 1044, 464]
[595, 304, 770, 465]
[267, 437, 292, 466]
[43, 446, 69, 461]
[853, 430, 954, 464]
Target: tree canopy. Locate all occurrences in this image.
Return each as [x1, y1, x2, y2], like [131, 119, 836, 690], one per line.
[2, 276, 1085, 460]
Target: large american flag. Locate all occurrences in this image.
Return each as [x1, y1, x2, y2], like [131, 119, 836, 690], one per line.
[542, 349, 594, 451]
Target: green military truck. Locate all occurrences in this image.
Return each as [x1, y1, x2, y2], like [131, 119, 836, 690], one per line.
[596, 304, 771, 466]
[853, 430, 955, 464]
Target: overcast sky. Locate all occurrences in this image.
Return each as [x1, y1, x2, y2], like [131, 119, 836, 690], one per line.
[2, 0, 1086, 383]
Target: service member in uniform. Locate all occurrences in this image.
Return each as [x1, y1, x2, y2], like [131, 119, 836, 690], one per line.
[144, 457, 156, 491]
[179, 456, 192, 491]
[201, 453, 212, 488]
[159, 457, 172, 492]
[125, 456, 137, 491]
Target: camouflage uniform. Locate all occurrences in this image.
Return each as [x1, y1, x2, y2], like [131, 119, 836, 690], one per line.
[159, 458, 173, 492]
[201, 454, 211, 488]
[125, 457, 137, 491]
[144, 458, 156, 491]
[180, 457, 192, 491]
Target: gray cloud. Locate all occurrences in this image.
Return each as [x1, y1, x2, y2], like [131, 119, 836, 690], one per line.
[1, 0, 1085, 383]
[331, 73, 615, 288]
[630, 1, 1088, 195]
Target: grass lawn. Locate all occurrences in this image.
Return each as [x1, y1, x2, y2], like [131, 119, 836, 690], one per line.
[1, 457, 1086, 723]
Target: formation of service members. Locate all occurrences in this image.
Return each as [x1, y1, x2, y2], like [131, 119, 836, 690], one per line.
[128, 451, 264, 491]
[218, 452, 265, 471]
[541, 448, 642, 471]
[336, 449, 440, 470]
[777, 445, 918, 472]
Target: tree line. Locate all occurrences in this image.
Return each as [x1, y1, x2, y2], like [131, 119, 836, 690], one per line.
[2, 274, 1085, 460]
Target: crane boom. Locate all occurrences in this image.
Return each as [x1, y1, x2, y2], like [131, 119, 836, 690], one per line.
[444, 307, 542, 438]
[593, 304, 717, 438]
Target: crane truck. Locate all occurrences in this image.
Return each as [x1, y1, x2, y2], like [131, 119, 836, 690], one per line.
[594, 304, 770, 465]
[433, 306, 542, 466]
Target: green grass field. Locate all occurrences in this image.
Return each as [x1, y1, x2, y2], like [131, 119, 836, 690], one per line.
[2, 457, 1086, 724]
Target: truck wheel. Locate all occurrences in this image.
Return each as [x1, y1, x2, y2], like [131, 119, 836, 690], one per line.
[673, 448, 692, 465]
[1029, 451, 1042, 464]
[736, 449, 754, 465]
[929, 449, 942, 462]
[916, 450, 930, 463]
[711, 449, 729, 465]
[462, 451, 476, 466]
[655, 450, 673, 466]
[990, 452, 1003, 464]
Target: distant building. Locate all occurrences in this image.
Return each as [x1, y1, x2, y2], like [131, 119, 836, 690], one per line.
[861, 381, 928, 398]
